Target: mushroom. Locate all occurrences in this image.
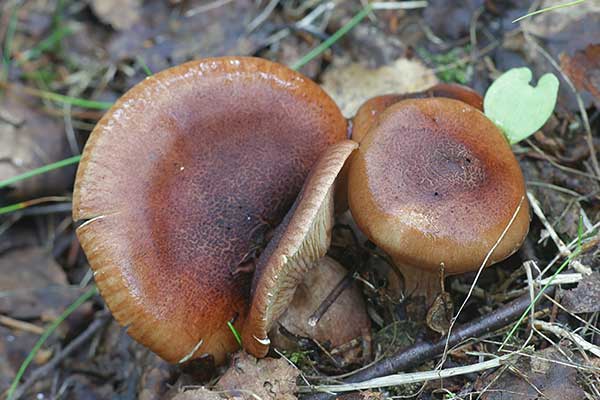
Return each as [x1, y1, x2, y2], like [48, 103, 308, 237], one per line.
[243, 140, 360, 358]
[352, 83, 483, 144]
[72, 57, 347, 364]
[335, 83, 483, 211]
[347, 97, 530, 310]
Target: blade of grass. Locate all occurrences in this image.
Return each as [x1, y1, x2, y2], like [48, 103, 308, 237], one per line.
[0, 196, 71, 215]
[290, 3, 374, 71]
[512, 0, 587, 23]
[1, 3, 19, 80]
[136, 55, 153, 77]
[0, 155, 80, 190]
[227, 321, 242, 347]
[6, 286, 97, 400]
[19, 26, 73, 63]
[498, 216, 585, 351]
[0, 80, 113, 109]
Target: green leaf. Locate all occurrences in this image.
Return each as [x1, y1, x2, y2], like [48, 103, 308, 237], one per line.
[483, 67, 559, 144]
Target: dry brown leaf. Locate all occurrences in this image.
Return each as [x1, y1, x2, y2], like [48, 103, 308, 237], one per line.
[170, 388, 223, 400]
[321, 58, 437, 118]
[216, 352, 299, 400]
[561, 44, 600, 107]
[0, 92, 74, 200]
[476, 346, 586, 400]
[90, 0, 141, 30]
[562, 271, 600, 313]
[0, 247, 67, 291]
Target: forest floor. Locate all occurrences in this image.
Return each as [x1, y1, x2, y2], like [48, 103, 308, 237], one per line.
[1, 0, 599, 399]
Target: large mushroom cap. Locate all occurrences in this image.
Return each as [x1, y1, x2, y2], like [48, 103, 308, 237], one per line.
[73, 57, 347, 364]
[243, 140, 358, 358]
[348, 98, 529, 275]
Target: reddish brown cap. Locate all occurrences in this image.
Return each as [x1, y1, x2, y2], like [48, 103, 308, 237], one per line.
[243, 140, 358, 358]
[351, 83, 483, 144]
[348, 98, 529, 276]
[73, 57, 347, 364]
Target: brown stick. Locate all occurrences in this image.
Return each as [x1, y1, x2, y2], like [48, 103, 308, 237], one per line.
[302, 287, 554, 400]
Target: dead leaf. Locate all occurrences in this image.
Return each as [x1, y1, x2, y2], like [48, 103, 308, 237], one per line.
[171, 388, 223, 400]
[90, 0, 141, 31]
[0, 326, 39, 393]
[476, 346, 586, 400]
[426, 291, 454, 335]
[560, 44, 600, 107]
[423, 0, 484, 40]
[321, 58, 437, 117]
[216, 352, 299, 400]
[0, 92, 75, 201]
[107, 0, 264, 74]
[0, 247, 68, 291]
[562, 271, 600, 313]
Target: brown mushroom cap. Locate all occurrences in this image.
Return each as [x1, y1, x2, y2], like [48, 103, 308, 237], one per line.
[243, 140, 358, 358]
[351, 83, 483, 144]
[73, 57, 347, 364]
[347, 98, 529, 276]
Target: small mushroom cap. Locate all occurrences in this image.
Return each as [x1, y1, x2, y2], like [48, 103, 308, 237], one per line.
[352, 83, 483, 144]
[73, 57, 347, 364]
[348, 98, 529, 275]
[243, 140, 358, 358]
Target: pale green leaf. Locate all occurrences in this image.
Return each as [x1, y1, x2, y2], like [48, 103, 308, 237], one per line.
[484, 67, 559, 144]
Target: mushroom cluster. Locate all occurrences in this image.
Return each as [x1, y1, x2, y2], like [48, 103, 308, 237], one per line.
[73, 57, 530, 367]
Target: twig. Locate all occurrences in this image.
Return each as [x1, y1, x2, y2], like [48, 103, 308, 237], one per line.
[301, 288, 554, 400]
[527, 191, 591, 275]
[0, 315, 44, 334]
[535, 321, 600, 358]
[9, 313, 110, 400]
[300, 353, 516, 393]
[308, 269, 356, 327]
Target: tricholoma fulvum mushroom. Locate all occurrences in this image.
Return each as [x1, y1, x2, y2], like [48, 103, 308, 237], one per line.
[347, 89, 530, 310]
[75, 54, 532, 366]
[73, 57, 347, 365]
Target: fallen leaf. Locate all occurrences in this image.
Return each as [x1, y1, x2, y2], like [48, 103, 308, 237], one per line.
[560, 44, 600, 107]
[321, 58, 437, 117]
[0, 92, 75, 201]
[476, 346, 586, 399]
[562, 271, 600, 313]
[0, 247, 68, 291]
[90, 0, 141, 31]
[171, 388, 223, 400]
[426, 291, 453, 335]
[216, 352, 299, 400]
[107, 0, 264, 74]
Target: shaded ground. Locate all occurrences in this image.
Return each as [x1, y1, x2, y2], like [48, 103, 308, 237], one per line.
[1, 0, 599, 399]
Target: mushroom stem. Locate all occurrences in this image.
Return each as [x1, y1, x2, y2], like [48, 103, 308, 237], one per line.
[396, 262, 442, 311]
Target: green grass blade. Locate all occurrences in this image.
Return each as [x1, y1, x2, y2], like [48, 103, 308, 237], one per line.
[499, 216, 585, 350]
[136, 56, 153, 77]
[1, 4, 19, 80]
[512, 0, 586, 23]
[0, 155, 81, 190]
[290, 3, 373, 71]
[36, 89, 113, 109]
[19, 26, 73, 63]
[227, 321, 242, 347]
[7, 286, 97, 400]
